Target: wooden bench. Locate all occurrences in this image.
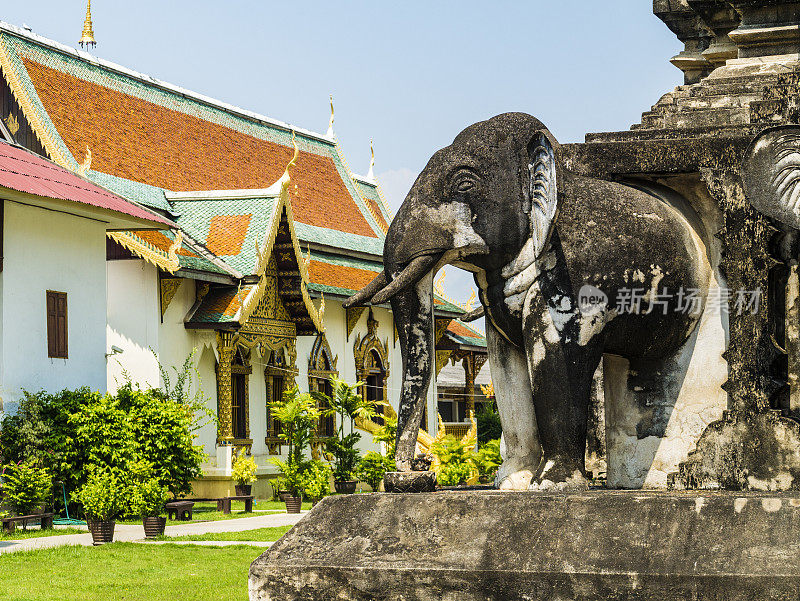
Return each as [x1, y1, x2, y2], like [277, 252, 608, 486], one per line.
[2, 512, 54, 534]
[165, 500, 195, 521]
[216, 495, 254, 514]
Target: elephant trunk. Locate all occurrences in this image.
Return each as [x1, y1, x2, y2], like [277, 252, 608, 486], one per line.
[390, 270, 435, 472]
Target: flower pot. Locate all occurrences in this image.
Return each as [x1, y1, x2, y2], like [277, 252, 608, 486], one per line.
[334, 480, 357, 494]
[87, 519, 116, 545]
[284, 496, 302, 513]
[235, 484, 252, 496]
[142, 516, 167, 539]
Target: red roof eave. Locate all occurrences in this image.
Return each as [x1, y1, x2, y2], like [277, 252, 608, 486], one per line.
[0, 141, 171, 228]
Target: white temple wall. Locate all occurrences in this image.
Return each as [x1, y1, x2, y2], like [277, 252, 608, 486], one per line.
[0, 201, 107, 414]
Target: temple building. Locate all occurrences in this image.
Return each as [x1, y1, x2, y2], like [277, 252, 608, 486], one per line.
[0, 20, 485, 495]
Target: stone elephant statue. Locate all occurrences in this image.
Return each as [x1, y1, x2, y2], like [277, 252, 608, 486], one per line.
[345, 113, 711, 490]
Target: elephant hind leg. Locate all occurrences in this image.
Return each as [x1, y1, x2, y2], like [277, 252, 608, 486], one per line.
[486, 321, 542, 490]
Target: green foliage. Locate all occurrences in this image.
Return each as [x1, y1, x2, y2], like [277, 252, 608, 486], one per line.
[431, 435, 475, 487]
[130, 477, 170, 517]
[269, 458, 306, 497]
[473, 439, 502, 483]
[77, 470, 122, 521]
[0, 351, 208, 516]
[231, 450, 257, 486]
[2, 460, 52, 516]
[437, 462, 473, 486]
[324, 432, 361, 481]
[298, 460, 331, 502]
[313, 378, 371, 481]
[153, 348, 215, 433]
[372, 413, 397, 461]
[476, 403, 502, 444]
[270, 387, 321, 467]
[355, 452, 393, 491]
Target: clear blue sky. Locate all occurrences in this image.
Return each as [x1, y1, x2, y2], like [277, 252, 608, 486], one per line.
[3, 1, 682, 308]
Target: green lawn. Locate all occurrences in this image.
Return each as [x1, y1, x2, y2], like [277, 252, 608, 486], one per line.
[159, 525, 293, 542]
[0, 527, 85, 541]
[0, 543, 260, 601]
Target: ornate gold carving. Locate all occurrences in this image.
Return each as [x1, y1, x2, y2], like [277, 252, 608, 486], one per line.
[326, 94, 335, 138]
[244, 133, 323, 332]
[480, 379, 495, 398]
[196, 282, 210, 303]
[216, 331, 235, 443]
[107, 230, 181, 274]
[78, 145, 92, 176]
[354, 310, 390, 428]
[160, 277, 181, 318]
[0, 36, 75, 169]
[435, 318, 452, 344]
[4, 113, 19, 136]
[346, 306, 366, 340]
[435, 350, 454, 377]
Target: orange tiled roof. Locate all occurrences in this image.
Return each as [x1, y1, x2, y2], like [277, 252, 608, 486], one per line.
[447, 320, 479, 339]
[133, 230, 197, 257]
[364, 196, 389, 231]
[206, 214, 252, 256]
[307, 260, 380, 293]
[22, 59, 378, 239]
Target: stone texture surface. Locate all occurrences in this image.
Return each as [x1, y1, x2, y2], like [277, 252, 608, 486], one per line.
[249, 491, 800, 600]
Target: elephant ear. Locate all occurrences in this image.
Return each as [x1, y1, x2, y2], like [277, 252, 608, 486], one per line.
[528, 132, 558, 256]
[743, 126, 800, 229]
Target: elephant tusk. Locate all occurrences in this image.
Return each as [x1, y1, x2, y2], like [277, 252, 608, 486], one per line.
[370, 254, 441, 305]
[343, 270, 387, 308]
[459, 306, 485, 322]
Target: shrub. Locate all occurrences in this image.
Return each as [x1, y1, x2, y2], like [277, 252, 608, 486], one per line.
[269, 458, 306, 498]
[231, 451, 257, 486]
[437, 462, 473, 486]
[476, 403, 502, 444]
[299, 460, 331, 502]
[472, 439, 502, 483]
[77, 470, 122, 522]
[324, 433, 361, 481]
[130, 477, 169, 517]
[431, 435, 476, 486]
[0, 371, 207, 515]
[2, 460, 52, 517]
[355, 452, 393, 491]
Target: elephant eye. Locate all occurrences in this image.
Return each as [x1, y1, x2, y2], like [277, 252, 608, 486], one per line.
[451, 171, 478, 195]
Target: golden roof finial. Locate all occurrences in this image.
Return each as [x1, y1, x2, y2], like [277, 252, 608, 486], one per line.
[326, 94, 335, 138]
[79, 0, 96, 49]
[78, 145, 92, 176]
[367, 138, 375, 181]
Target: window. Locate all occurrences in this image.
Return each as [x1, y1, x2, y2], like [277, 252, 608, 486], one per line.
[365, 350, 386, 426]
[308, 334, 338, 438]
[46, 291, 68, 359]
[232, 372, 247, 440]
[266, 351, 286, 441]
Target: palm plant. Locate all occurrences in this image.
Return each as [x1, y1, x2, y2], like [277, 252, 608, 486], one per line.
[268, 387, 321, 496]
[312, 377, 372, 482]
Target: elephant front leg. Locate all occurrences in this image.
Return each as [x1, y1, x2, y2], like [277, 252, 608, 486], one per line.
[486, 320, 542, 490]
[523, 292, 602, 490]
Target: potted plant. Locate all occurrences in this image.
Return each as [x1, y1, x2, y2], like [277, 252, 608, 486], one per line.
[313, 378, 372, 494]
[231, 450, 257, 496]
[299, 460, 331, 507]
[77, 470, 121, 545]
[131, 477, 170, 538]
[269, 387, 321, 512]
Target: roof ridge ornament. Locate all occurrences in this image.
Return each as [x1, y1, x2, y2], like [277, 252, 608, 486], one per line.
[79, 0, 96, 50]
[326, 94, 334, 138]
[78, 145, 92, 176]
[367, 139, 375, 181]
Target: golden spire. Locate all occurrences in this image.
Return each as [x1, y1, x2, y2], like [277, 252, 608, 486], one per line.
[367, 139, 375, 181]
[326, 94, 335, 138]
[79, 0, 96, 49]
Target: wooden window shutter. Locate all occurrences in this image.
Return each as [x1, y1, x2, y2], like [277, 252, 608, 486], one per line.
[46, 291, 68, 359]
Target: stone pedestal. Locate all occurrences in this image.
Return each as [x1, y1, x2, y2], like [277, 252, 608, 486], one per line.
[249, 491, 800, 601]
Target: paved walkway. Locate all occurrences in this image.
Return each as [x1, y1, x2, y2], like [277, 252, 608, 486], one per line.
[0, 511, 305, 555]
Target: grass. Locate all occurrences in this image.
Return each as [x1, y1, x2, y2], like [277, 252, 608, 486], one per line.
[158, 524, 293, 542]
[0, 542, 260, 601]
[0, 527, 85, 541]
